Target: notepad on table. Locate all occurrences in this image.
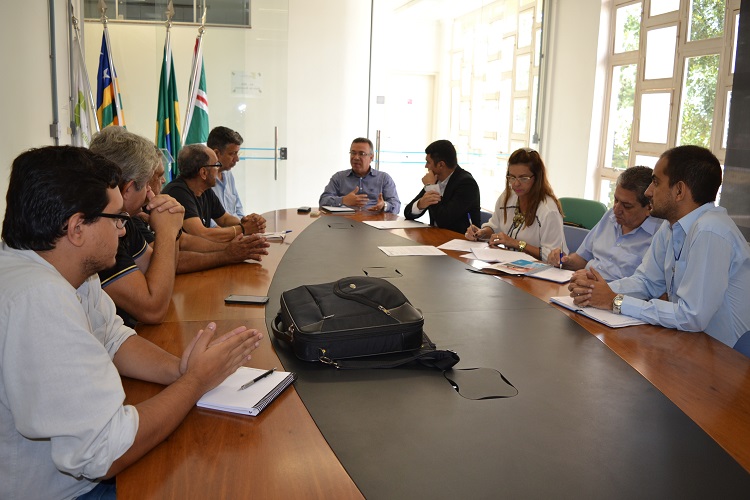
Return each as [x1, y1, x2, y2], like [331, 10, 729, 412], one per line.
[549, 295, 646, 328]
[197, 366, 296, 416]
[260, 230, 291, 240]
[321, 205, 355, 214]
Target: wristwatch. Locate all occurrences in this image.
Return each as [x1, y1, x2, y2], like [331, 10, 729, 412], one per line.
[612, 294, 624, 314]
[518, 240, 527, 253]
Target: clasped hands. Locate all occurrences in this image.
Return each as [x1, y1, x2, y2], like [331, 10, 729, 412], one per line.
[240, 213, 267, 235]
[567, 268, 616, 309]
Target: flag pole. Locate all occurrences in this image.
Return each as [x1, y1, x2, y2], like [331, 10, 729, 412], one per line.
[182, 5, 206, 144]
[99, 0, 124, 125]
[165, 0, 174, 89]
[72, 13, 100, 133]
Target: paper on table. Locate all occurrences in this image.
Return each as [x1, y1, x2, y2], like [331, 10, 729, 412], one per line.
[363, 220, 429, 230]
[197, 366, 296, 416]
[437, 239, 489, 251]
[378, 245, 446, 257]
[471, 246, 521, 263]
[487, 259, 549, 275]
[528, 267, 574, 283]
[260, 230, 291, 240]
[549, 296, 646, 328]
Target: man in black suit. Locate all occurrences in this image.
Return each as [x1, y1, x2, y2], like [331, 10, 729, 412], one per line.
[404, 139, 481, 234]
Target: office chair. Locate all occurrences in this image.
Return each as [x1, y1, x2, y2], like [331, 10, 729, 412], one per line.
[563, 225, 590, 253]
[559, 197, 608, 230]
[733, 331, 750, 358]
[480, 210, 492, 225]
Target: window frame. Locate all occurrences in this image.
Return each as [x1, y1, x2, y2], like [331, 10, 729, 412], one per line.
[596, 0, 738, 205]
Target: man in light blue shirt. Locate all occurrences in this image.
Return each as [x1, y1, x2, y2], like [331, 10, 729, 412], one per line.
[569, 145, 750, 348]
[319, 137, 401, 213]
[208, 126, 245, 223]
[548, 166, 663, 281]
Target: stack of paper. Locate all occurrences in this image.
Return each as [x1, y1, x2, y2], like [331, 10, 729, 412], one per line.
[437, 239, 489, 251]
[197, 367, 296, 416]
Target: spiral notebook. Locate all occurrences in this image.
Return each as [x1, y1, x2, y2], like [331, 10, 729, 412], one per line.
[197, 366, 296, 416]
[549, 295, 646, 328]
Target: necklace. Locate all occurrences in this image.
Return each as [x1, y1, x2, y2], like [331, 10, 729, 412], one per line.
[512, 207, 525, 228]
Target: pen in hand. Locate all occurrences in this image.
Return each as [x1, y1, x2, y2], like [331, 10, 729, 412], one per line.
[467, 213, 479, 240]
[559, 251, 564, 269]
[238, 367, 276, 391]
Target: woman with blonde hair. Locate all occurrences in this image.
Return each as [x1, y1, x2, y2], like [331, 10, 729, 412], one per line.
[465, 148, 566, 261]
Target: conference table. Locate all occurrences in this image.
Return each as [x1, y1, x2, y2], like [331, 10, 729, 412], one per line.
[118, 209, 750, 498]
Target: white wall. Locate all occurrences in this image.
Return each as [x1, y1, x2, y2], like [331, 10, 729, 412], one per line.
[285, 0, 372, 208]
[0, 0, 73, 218]
[540, 0, 603, 199]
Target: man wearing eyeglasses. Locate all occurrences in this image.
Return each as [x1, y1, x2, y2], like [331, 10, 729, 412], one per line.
[90, 127, 185, 327]
[207, 126, 246, 223]
[404, 139, 481, 234]
[319, 137, 401, 213]
[0, 146, 262, 499]
[162, 144, 267, 243]
[131, 159, 270, 274]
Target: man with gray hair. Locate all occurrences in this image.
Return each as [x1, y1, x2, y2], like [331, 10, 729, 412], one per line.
[547, 166, 662, 281]
[90, 127, 185, 326]
[162, 144, 266, 242]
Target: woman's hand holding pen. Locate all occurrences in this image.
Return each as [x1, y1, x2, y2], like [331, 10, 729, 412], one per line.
[465, 225, 491, 241]
[547, 247, 568, 268]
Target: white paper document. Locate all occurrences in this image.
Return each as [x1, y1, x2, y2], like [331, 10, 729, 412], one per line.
[549, 296, 646, 328]
[471, 247, 523, 263]
[437, 239, 490, 251]
[528, 267, 575, 283]
[363, 219, 429, 230]
[378, 245, 446, 257]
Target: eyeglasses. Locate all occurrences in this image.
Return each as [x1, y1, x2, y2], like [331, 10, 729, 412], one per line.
[349, 151, 372, 158]
[202, 162, 222, 169]
[95, 211, 130, 229]
[506, 174, 535, 184]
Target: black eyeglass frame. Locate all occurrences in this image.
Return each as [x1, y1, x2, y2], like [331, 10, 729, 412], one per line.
[94, 211, 131, 229]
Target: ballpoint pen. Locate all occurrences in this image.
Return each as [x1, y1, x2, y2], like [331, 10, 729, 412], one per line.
[238, 367, 276, 391]
[467, 213, 477, 239]
[559, 250, 564, 269]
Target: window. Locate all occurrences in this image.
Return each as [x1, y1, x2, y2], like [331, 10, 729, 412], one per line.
[83, 0, 251, 27]
[596, 0, 738, 206]
[448, 1, 545, 208]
